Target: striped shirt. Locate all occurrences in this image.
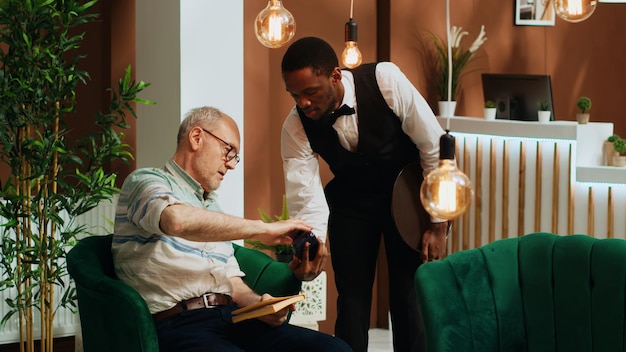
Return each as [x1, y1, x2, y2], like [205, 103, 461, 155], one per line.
[111, 159, 245, 314]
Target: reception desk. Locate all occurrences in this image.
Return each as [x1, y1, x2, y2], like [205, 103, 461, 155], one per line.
[437, 116, 626, 253]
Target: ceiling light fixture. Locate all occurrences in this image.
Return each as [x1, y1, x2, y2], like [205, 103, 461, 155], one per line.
[420, 131, 473, 220]
[554, 0, 598, 22]
[254, 0, 296, 48]
[341, 0, 362, 69]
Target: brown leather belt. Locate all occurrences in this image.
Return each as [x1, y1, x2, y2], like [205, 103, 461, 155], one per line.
[152, 292, 232, 323]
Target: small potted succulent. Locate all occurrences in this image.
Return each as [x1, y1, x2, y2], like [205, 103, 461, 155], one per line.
[612, 136, 626, 167]
[484, 100, 497, 120]
[576, 96, 592, 124]
[537, 100, 551, 123]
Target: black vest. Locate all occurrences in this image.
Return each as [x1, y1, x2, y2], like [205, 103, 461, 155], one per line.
[297, 63, 422, 212]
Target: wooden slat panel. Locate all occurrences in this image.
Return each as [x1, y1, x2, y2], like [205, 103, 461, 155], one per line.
[461, 138, 470, 252]
[551, 143, 559, 234]
[518, 141, 526, 237]
[502, 140, 509, 238]
[587, 187, 595, 236]
[489, 140, 496, 244]
[473, 138, 482, 250]
[534, 142, 542, 232]
[608, 187, 613, 239]
[568, 144, 574, 235]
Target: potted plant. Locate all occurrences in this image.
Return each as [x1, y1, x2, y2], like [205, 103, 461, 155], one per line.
[537, 100, 551, 123]
[612, 136, 626, 167]
[426, 25, 487, 116]
[576, 96, 592, 124]
[484, 100, 497, 120]
[245, 195, 295, 262]
[0, 1, 154, 350]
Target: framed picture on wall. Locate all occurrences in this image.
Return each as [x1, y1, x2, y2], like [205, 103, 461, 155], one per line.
[515, 0, 556, 26]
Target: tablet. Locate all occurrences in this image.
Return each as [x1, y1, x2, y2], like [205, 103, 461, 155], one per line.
[391, 162, 430, 252]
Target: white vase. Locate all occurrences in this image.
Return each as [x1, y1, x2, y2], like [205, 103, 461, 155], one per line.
[484, 108, 496, 120]
[438, 101, 457, 117]
[538, 110, 551, 123]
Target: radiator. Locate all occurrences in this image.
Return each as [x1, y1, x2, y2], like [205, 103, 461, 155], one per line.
[0, 197, 117, 344]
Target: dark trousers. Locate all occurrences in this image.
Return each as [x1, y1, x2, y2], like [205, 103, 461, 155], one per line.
[329, 208, 425, 352]
[155, 305, 352, 352]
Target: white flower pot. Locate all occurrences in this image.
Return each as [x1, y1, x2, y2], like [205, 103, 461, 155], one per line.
[538, 110, 551, 123]
[438, 101, 457, 117]
[484, 108, 496, 120]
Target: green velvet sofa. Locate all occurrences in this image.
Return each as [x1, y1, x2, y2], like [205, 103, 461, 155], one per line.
[67, 234, 302, 352]
[414, 232, 626, 352]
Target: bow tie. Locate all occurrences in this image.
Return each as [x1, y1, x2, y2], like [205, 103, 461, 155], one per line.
[325, 104, 356, 125]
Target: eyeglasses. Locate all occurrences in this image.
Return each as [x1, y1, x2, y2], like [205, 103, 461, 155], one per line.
[201, 128, 240, 165]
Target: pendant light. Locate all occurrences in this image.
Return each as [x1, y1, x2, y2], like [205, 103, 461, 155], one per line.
[255, 0, 296, 48]
[341, 0, 362, 68]
[554, 0, 597, 22]
[420, 132, 473, 220]
[419, 0, 473, 220]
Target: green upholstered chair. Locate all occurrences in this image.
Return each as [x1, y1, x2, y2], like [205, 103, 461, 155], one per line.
[67, 234, 302, 352]
[414, 232, 626, 352]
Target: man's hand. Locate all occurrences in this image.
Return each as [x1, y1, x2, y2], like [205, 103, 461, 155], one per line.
[231, 282, 291, 327]
[420, 221, 449, 263]
[252, 219, 312, 246]
[289, 237, 327, 281]
[256, 293, 293, 327]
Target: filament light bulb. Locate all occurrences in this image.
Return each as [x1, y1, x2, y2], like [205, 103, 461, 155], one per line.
[342, 19, 362, 69]
[554, 0, 597, 22]
[255, 0, 296, 48]
[342, 42, 362, 69]
[420, 132, 473, 220]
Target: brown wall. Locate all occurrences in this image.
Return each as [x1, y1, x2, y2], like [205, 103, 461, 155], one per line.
[69, 0, 137, 184]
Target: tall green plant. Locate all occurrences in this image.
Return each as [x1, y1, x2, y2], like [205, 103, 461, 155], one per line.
[426, 25, 487, 101]
[0, 0, 154, 350]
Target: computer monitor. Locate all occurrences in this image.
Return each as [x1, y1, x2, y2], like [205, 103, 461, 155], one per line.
[481, 74, 555, 121]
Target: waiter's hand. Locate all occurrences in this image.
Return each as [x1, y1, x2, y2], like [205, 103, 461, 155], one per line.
[289, 237, 327, 281]
[420, 221, 448, 263]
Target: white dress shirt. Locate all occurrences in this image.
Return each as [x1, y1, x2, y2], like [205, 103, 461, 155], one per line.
[281, 62, 445, 240]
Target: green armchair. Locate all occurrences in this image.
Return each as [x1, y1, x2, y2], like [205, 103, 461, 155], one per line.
[67, 234, 302, 352]
[414, 232, 626, 352]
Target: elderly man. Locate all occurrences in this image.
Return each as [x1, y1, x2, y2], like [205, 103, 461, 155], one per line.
[112, 106, 351, 352]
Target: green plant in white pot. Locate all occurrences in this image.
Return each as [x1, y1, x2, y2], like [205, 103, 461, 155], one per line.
[537, 100, 551, 123]
[612, 136, 626, 167]
[484, 100, 496, 120]
[576, 96, 592, 124]
[427, 25, 487, 117]
[0, 1, 154, 350]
